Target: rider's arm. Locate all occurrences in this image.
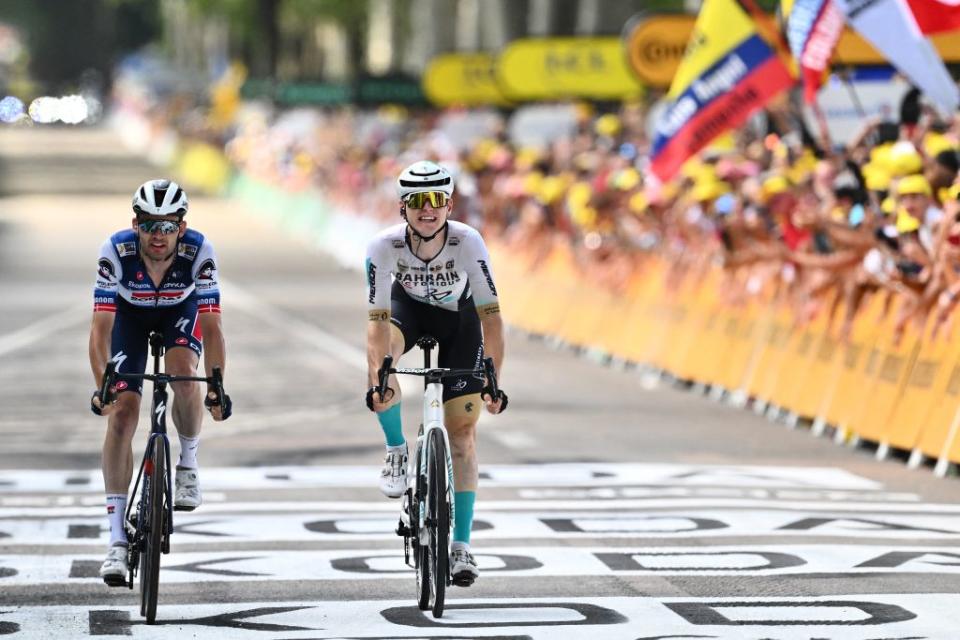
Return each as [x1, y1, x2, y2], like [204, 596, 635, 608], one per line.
[192, 240, 225, 381]
[463, 228, 504, 378]
[89, 240, 120, 386]
[365, 240, 393, 386]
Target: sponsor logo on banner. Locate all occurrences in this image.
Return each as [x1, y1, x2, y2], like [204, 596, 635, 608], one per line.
[423, 52, 509, 107]
[625, 14, 697, 87]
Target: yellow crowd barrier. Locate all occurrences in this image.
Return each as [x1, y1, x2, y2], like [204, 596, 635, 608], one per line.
[490, 243, 960, 471]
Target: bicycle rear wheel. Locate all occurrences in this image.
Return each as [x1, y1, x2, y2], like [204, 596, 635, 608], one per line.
[427, 428, 449, 618]
[140, 438, 166, 624]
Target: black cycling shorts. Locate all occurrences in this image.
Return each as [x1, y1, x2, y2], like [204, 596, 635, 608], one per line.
[390, 281, 484, 402]
[109, 298, 203, 394]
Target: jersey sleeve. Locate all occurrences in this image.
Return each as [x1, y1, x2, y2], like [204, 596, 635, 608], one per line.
[93, 239, 120, 313]
[462, 228, 500, 314]
[192, 239, 221, 313]
[365, 236, 392, 320]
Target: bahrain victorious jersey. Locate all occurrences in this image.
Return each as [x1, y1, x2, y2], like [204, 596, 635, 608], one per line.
[93, 228, 221, 313]
[365, 221, 500, 314]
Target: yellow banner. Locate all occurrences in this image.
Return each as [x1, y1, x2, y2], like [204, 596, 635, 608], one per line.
[497, 38, 643, 101]
[625, 13, 960, 87]
[422, 53, 509, 107]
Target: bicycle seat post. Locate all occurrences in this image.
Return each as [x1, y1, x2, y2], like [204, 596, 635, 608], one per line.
[149, 332, 164, 371]
[416, 336, 438, 390]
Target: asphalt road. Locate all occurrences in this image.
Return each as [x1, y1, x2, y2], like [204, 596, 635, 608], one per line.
[2, 126, 960, 639]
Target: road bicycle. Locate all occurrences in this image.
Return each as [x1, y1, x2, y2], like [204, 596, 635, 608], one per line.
[99, 331, 227, 624]
[376, 335, 500, 619]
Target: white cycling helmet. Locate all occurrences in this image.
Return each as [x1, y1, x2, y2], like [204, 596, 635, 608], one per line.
[396, 161, 455, 200]
[132, 179, 189, 217]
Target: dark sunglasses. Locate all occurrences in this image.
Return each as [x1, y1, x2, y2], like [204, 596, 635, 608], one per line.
[404, 191, 449, 209]
[137, 219, 181, 235]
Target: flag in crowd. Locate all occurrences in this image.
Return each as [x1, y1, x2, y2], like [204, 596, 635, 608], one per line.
[650, 0, 794, 182]
[783, 0, 844, 104]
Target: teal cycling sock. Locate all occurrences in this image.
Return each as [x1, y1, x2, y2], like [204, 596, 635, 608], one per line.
[377, 404, 405, 447]
[453, 491, 476, 544]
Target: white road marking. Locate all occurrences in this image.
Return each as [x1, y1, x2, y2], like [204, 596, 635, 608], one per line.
[1, 595, 956, 639]
[5, 510, 960, 544]
[0, 305, 87, 357]
[4, 545, 960, 585]
[0, 462, 884, 492]
[223, 278, 367, 370]
[4, 497, 960, 518]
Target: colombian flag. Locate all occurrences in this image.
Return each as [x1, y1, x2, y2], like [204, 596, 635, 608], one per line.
[650, 0, 795, 182]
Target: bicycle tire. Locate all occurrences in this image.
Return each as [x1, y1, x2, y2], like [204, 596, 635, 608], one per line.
[415, 439, 431, 611]
[140, 438, 165, 624]
[428, 428, 449, 618]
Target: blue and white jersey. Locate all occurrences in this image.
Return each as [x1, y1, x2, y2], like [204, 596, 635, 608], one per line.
[365, 220, 499, 314]
[93, 228, 221, 314]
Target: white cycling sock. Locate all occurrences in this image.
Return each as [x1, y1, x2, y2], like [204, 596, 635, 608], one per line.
[106, 494, 127, 546]
[178, 435, 200, 469]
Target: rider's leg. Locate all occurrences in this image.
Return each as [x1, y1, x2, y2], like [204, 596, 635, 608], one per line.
[376, 324, 407, 447]
[166, 346, 202, 465]
[101, 391, 142, 545]
[444, 394, 481, 544]
[166, 346, 204, 510]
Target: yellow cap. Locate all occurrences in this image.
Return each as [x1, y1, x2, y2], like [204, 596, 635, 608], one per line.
[537, 176, 566, 205]
[888, 142, 923, 177]
[571, 204, 597, 229]
[896, 208, 921, 233]
[566, 181, 592, 211]
[761, 175, 791, 200]
[923, 132, 956, 158]
[629, 191, 648, 214]
[595, 114, 621, 138]
[881, 196, 896, 214]
[862, 162, 891, 192]
[522, 171, 544, 196]
[897, 174, 932, 197]
[612, 167, 641, 191]
[692, 179, 731, 202]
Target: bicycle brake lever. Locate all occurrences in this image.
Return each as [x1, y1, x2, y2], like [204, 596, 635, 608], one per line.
[378, 355, 393, 399]
[100, 361, 117, 406]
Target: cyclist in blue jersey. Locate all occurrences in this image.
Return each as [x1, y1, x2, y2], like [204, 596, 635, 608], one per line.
[365, 161, 509, 586]
[88, 179, 232, 585]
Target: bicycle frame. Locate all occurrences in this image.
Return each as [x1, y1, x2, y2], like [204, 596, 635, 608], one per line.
[413, 373, 455, 548]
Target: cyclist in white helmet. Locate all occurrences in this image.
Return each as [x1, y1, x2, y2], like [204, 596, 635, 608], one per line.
[365, 160, 508, 586]
[89, 179, 231, 586]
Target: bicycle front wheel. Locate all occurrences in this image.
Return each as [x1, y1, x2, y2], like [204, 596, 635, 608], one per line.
[427, 428, 449, 618]
[415, 438, 431, 611]
[140, 438, 166, 624]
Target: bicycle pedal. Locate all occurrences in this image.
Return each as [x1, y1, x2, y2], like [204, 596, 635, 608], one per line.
[452, 574, 475, 587]
[173, 504, 196, 512]
[395, 518, 410, 537]
[102, 574, 127, 588]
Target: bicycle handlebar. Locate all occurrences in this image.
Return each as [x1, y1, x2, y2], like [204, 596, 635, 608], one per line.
[100, 365, 226, 407]
[375, 354, 499, 398]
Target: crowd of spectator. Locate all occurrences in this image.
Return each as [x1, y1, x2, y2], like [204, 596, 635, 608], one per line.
[118, 62, 960, 345]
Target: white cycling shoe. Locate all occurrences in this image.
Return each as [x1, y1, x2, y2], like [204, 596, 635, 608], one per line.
[174, 466, 202, 511]
[379, 445, 408, 499]
[451, 544, 479, 587]
[99, 543, 128, 587]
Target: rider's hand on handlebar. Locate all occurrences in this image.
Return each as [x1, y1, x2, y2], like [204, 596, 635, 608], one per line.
[91, 389, 116, 416]
[205, 390, 232, 421]
[481, 387, 508, 414]
[366, 386, 395, 412]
